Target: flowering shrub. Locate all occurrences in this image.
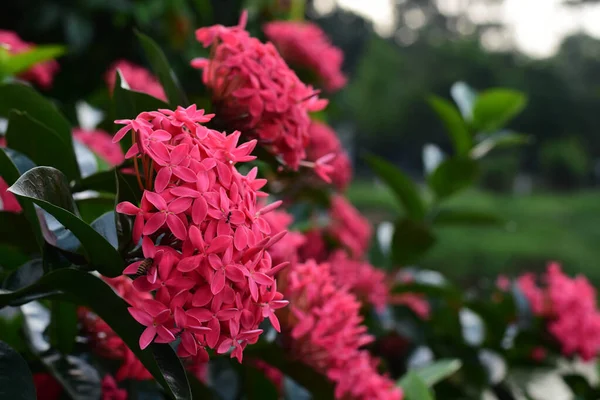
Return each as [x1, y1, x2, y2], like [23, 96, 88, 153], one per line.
[0, 5, 594, 400]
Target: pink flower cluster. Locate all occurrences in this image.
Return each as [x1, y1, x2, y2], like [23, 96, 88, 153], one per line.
[113, 105, 288, 363]
[389, 272, 430, 320]
[263, 21, 347, 92]
[306, 121, 352, 191]
[79, 276, 152, 381]
[101, 375, 127, 400]
[0, 30, 59, 88]
[328, 250, 388, 311]
[73, 128, 125, 166]
[329, 195, 372, 259]
[262, 208, 306, 267]
[191, 14, 327, 170]
[106, 60, 167, 102]
[518, 262, 600, 361]
[284, 260, 402, 400]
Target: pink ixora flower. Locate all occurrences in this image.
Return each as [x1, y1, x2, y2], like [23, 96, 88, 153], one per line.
[114, 105, 288, 364]
[0, 30, 59, 88]
[263, 21, 347, 92]
[105, 60, 167, 102]
[281, 260, 402, 400]
[73, 128, 125, 166]
[518, 262, 600, 361]
[191, 13, 327, 171]
[306, 121, 352, 190]
[329, 195, 372, 259]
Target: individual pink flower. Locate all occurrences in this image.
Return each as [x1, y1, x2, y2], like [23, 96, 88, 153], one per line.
[105, 60, 167, 102]
[0, 178, 21, 212]
[281, 260, 402, 400]
[328, 250, 388, 311]
[263, 21, 347, 92]
[191, 13, 327, 170]
[101, 375, 127, 400]
[114, 105, 288, 363]
[73, 128, 125, 166]
[518, 262, 600, 361]
[306, 121, 352, 190]
[0, 30, 59, 88]
[328, 195, 372, 259]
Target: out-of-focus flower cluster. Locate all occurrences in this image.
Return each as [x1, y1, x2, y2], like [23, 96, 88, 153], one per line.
[114, 105, 288, 363]
[306, 121, 352, 191]
[517, 262, 600, 361]
[106, 60, 167, 102]
[264, 21, 347, 93]
[282, 260, 402, 400]
[0, 30, 59, 88]
[191, 15, 327, 170]
[74, 128, 125, 167]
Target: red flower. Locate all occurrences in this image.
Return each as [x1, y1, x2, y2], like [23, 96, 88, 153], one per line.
[329, 195, 372, 259]
[105, 60, 167, 102]
[0, 30, 59, 88]
[191, 13, 327, 170]
[306, 121, 352, 190]
[263, 21, 347, 92]
[101, 375, 127, 400]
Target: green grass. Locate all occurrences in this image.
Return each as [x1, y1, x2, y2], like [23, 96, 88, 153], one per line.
[347, 181, 600, 284]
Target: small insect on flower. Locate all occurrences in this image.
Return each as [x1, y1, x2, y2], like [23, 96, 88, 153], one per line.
[132, 258, 153, 278]
[225, 211, 232, 224]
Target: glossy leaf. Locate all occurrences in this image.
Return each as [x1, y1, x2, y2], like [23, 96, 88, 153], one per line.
[0, 268, 197, 399]
[152, 344, 193, 400]
[1, 45, 65, 76]
[0, 148, 42, 249]
[450, 81, 477, 121]
[136, 30, 188, 107]
[432, 209, 505, 227]
[428, 96, 472, 156]
[398, 372, 434, 400]
[6, 110, 79, 181]
[3, 259, 44, 290]
[410, 359, 462, 386]
[115, 170, 142, 252]
[9, 167, 123, 277]
[428, 158, 478, 200]
[472, 89, 527, 133]
[0, 340, 36, 400]
[76, 195, 116, 223]
[471, 130, 531, 159]
[365, 154, 426, 219]
[49, 300, 78, 355]
[392, 218, 436, 265]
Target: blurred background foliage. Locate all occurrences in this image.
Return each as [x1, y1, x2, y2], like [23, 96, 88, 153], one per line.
[2, 0, 600, 284]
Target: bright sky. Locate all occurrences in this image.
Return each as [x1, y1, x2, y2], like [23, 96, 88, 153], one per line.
[313, 0, 600, 58]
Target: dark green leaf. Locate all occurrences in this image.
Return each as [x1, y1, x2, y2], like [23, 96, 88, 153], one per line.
[3, 259, 43, 290]
[3, 46, 65, 76]
[432, 209, 505, 227]
[472, 89, 527, 133]
[0, 212, 38, 255]
[244, 364, 279, 400]
[115, 170, 142, 252]
[411, 359, 462, 386]
[0, 148, 43, 249]
[428, 158, 478, 200]
[152, 344, 192, 400]
[0, 268, 201, 399]
[562, 374, 596, 398]
[471, 130, 531, 159]
[2, 148, 36, 175]
[6, 111, 80, 181]
[49, 300, 77, 354]
[428, 96, 472, 156]
[364, 154, 426, 219]
[41, 352, 101, 400]
[0, 84, 72, 141]
[398, 372, 434, 400]
[0, 340, 36, 400]
[392, 218, 436, 265]
[9, 167, 123, 277]
[76, 195, 116, 223]
[113, 71, 169, 154]
[135, 30, 188, 107]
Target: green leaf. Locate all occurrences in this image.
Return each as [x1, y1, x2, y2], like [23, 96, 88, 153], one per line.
[428, 158, 478, 200]
[9, 167, 123, 277]
[410, 359, 462, 386]
[3, 259, 44, 290]
[471, 131, 531, 159]
[432, 209, 505, 227]
[0, 212, 38, 255]
[364, 154, 426, 220]
[49, 300, 77, 354]
[0, 340, 36, 400]
[0, 148, 43, 249]
[472, 89, 527, 133]
[2, 45, 65, 76]
[450, 81, 477, 121]
[0, 84, 75, 156]
[76, 195, 116, 223]
[428, 96, 472, 156]
[243, 364, 279, 400]
[6, 111, 80, 181]
[398, 372, 434, 400]
[392, 218, 436, 265]
[113, 71, 169, 154]
[0, 268, 198, 400]
[115, 170, 142, 252]
[135, 30, 188, 107]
